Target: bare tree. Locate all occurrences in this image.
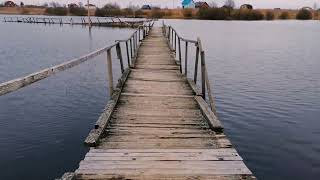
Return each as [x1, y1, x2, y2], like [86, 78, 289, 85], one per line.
[224, 0, 235, 9]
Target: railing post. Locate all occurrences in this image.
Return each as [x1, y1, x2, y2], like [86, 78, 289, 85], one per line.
[133, 35, 136, 54]
[138, 27, 141, 42]
[130, 38, 133, 58]
[185, 41, 188, 75]
[116, 43, 124, 73]
[171, 29, 174, 48]
[178, 37, 182, 73]
[106, 49, 114, 96]
[201, 50, 206, 99]
[174, 33, 177, 52]
[125, 41, 131, 67]
[135, 32, 138, 48]
[168, 26, 171, 43]
[134, 34, 136, 55]
[194, 46, 200, 84]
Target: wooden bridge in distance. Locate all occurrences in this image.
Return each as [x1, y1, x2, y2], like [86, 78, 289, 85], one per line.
[0, 21, 255, 180]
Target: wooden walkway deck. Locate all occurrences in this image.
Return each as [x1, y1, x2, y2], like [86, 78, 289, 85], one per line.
[61, 27, 255, 180]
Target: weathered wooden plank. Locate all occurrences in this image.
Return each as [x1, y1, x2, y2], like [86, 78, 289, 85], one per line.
[84, 151, 242, 161]
[121, 93, 194, 98]
[112, 108, 203, 118]
[117, 95, 199, 109]
[84, 68, 131, 146]
[195, 96, 224, 133]
[78, 160, 248, 167]
[129, 70, 185, 82]
[56, 172, 76, 180]
[89, 148, 233, 153]
[76, 174, 256, 180]
[187, 78, 202, 96]
[76, 165, 251, 175]
[106, 128, 214, 137]
[123, 80, 193, 95]
[98, 140, 228, 149]
[135, 64, 179, 70]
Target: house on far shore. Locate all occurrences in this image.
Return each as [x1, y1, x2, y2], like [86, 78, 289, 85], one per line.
[141, 5, 151, 10]
[240, 4, 253, 10]
[195, 2, 209, 9]
[68, 3, 79, 9]
[4, 1, 17, 7]
[182, 0, 195, 9]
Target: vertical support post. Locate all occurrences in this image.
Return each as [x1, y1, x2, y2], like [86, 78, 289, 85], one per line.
[130, 38, 133, 58]
[178, 37, 182, 73]
[125, 41, 131, 67]
[194, 46, 200, 84]
[185, 41, 188, 76]
[168, 26, 171, 42]
[116, 43, 124, 73]
[133, 34, 136, 54]
[106, 49, 113, 95]
[174, 34, 177, 51]
[201, 50, 206, 99]
[143, 27, 146, 38]
[138, 27, 141, 42]
[87, 0, 91, 27]
[171, 29, 174, 48]
[135, 32, 138, 49]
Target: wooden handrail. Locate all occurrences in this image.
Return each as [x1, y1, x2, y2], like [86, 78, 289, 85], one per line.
[163, 24, 218, 116]
[0, 23, 154, 97]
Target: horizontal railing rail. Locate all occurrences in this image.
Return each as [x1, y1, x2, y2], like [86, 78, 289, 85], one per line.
[0, 23, 154, 97]
[162, 23, 217, 116]
[3, 16, 154, 28]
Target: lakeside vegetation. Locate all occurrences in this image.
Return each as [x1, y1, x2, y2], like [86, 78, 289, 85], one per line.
[0, 1, 319, 20]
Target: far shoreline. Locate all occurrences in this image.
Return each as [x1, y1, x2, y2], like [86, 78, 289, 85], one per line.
[1, 7, 319, 21]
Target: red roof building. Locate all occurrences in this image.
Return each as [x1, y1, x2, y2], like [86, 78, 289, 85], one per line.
[195, 2, 209, 9]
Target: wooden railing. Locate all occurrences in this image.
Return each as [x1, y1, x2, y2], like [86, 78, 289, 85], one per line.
[162, 23, 218, 116]
[3, 16, 153, 28]
[0, 22, 154, 97]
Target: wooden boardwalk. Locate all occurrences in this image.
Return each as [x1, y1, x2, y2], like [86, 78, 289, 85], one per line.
[62, 27, 255, 180]
[0, 21, 254, 179]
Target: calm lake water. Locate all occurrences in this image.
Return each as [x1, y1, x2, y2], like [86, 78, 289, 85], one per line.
[0, 16, 319, 180]
[0, 15, 132, 180]
[164, 19, 320, 180]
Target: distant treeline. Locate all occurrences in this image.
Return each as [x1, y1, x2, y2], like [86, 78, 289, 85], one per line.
[43, 3, 167, 18]
[45, 6, 86, 16]
[14, 1, 316, 20]
[194, 8, 315, 20]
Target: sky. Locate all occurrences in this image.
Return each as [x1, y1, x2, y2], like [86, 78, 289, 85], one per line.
[3, 0, 320, 9]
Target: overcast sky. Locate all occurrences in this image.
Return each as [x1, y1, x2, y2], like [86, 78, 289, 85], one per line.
[4, 0, 320, 9]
